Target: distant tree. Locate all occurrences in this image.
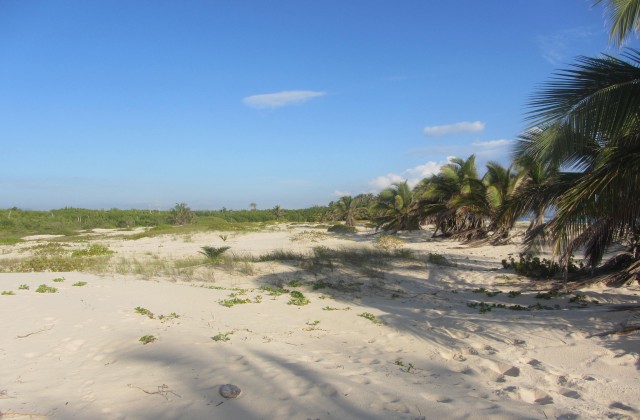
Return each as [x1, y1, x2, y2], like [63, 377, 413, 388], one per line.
[272, 205, 284, 221]
[168, 202, 195, 226]
[249, 202, 257, 211]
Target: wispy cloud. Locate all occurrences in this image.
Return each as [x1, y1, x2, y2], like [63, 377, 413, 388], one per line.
[243, 90, 326, 109]
[333, 190, 351, 197]
[472, 139, 514, 148]
[424, 121, 485, 137]
[368, 159, 450, 192]
[537, 27, 601, 65]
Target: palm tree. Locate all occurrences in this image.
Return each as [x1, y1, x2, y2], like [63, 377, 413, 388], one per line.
[372, 181, 421, 232]
[332, 196, 359, 227]
[272, 205, 284, 221]
[594, 0, 640, 46]
[518, 49, 640, 285]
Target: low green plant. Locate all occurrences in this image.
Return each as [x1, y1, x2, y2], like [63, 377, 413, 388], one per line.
[290, 230, 328, 242]
[159, 312, 180, 320]
[53, 277, 65, 282]
[35, 284, 57, 293]
[501, 253, 581, 278]
[0, 237, 23, 245]
[428, 253, 454, 266]
[288, 291, 310, 306]
[472, 287, 501, 297]
[134, 306, 155, 318]
[139, 335, 157, 345]
[358, 312, 382, 325]
[211, 331, 233, 342]
[2, 291, 15, 295]
[535, 290, 563, 300]
[199, 246, 231, 261]
[507, 291, 521, 298]
[219, 234, 228, 242]
[312, 280, 328, 290]
[374, 235, 405, 250]
[303, 320, 321, 331]
[71, 244, 114, 257]
[259, 285, 290, 296]
[287, 279, 302, 287]
[72, 281, 87, 287]
[569, 294, 588, 304]
[18, 284, 29, 290]
[327, 224, 357, 234]
[219, 296, 252, 307]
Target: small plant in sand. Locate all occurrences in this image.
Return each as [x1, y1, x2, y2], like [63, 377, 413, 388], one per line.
[158, 312, 180, 321]
[427, 253, 454, 266]
[327, 224, 357, 234]
[358, 312, 382, 325]
[219, 296, 252, 307]
[219, 234, 228, 242]
[290, 230, 328, 242]
[35, 284, 58, 293]
[71, 244, 114, 257]
[374, 235, 405, 250]
[535, 290, 563, 300]
[287, 279, 302, 287]
[394, 358, 415, 373]
[72, 281, 87, 287]
[507, 291, 521, 298]
[134, 306, 155, 319]
[52, 277, 65, 282]
[139, 335, 157, 345]
[303, 320, 321, 331]
[199, 246, 231, 261]
[569, 294, 588, 304]
[259, 285, 290, 296]
[18, 284, 29, 290]
[288, 291, 310, 306]
[2, 290, 15, 295]
[312, 280, 328, 290]
[211, 331, 233, 342]
[472, 288, 501, 297]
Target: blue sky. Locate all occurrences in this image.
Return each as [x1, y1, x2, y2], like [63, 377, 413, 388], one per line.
[1, 0, 637, 210]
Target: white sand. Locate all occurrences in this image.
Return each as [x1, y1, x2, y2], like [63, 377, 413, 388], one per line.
[1, 225, 639, 419]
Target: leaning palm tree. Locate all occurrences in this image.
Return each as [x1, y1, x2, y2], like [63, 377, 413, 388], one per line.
[372, 181, 421, 232]
[332, 196, 360, 227]
[518, 49, 640, 285]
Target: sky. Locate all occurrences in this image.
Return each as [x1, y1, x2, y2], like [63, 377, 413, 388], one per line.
[1, 0, 637, 211]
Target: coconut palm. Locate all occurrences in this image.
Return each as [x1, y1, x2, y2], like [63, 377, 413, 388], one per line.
[518, 49, 640, 284]
[372, 181, 421, 232]
[594, 0, 640, 46]
[332, 196, 360, 227]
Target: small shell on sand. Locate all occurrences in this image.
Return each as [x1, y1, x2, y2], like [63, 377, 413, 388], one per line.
[220, 384, 241, 399]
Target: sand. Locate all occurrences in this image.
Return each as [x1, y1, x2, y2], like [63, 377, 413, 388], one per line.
[0, 224, 639, 419]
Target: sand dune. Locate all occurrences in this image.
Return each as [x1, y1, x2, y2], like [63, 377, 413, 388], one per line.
[0, 225, 638, 419]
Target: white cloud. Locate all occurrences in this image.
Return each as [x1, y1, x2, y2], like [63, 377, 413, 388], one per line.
[333, 190, 351, 197]
[243, 90, 325, 109]
[472, 139, 514, 148]
[368, 159, 448, 192]
[423, 121, 485, 137]
[537, 27, 600, 65]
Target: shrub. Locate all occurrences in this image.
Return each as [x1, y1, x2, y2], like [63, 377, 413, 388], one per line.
[501, 253, 581, 279]
[328, 224, 357, 234]
[71, 244, 114, 257]
[288, 291, 310, 306]
[139, 335, 157, 345]
[199, 246, 231, 261]
[428, 253, 454, 266]
[36, 284, 58, 293]
[374, 235, 405, 250]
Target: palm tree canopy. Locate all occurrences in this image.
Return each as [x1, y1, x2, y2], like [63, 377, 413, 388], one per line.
[594, 0, 640, 46]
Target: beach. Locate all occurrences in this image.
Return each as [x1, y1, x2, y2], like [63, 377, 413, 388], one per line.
[1, 224, 638, 419]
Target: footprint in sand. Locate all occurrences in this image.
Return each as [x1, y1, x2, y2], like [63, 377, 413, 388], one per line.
[517, 388, 554, 405]
[560, 389, 581, 399]
[349, 375, 371, 385]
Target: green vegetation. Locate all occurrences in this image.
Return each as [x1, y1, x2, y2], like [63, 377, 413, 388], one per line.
[18, 284, 29, 290]
[35, 284, 58, 293]
[72, 281, 87, 287]
[2, 291, 15, 295]
[159, 312, 180, 320]
[259, 285, 290, 296]
[327, 224, 357, 234]
[502, 254, 580, 279]
[427, 253, 454, 266]
[211, 331, 233, 342]
[288, 291, 310, 306]
[199, 246, 231, 261]
[0, 237, 23, 245]
[139, 335, 157, 345]
[374, 235, 405, 250]
[53, 277, 65, 282]
[219, 296, 252, 307]
[358, 312, 382, 325]
[134, 306, 155, 318]
[71, 244, 114, 257]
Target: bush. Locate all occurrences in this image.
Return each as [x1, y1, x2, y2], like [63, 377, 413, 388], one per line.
[327, 224, 357, 234]
[501, 253, 581, 279]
